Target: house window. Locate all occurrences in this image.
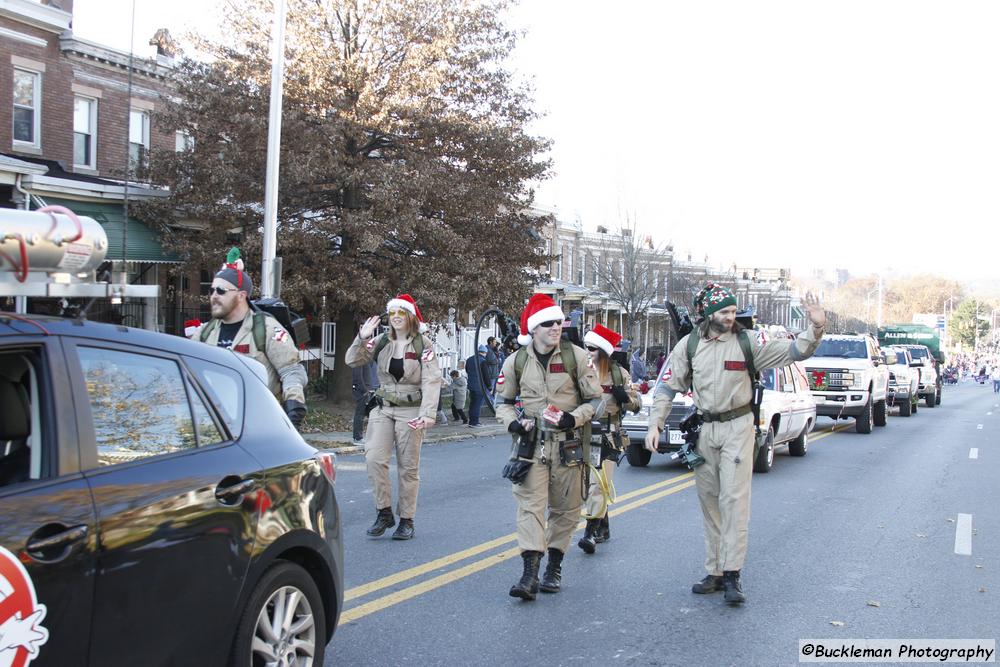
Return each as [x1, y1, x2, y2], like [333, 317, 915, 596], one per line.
[74, 97, 97, 168]
[13, 69, 40, 147]
[129, 109, 150, 176]
[175, 130, 193, 152]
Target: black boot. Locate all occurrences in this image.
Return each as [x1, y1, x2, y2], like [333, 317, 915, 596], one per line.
[366, 507, 395, 537]
[577, 519, 598, 554]
[509, 551, 542, 601]
[539, 548, 564, 593]
[391, 518, 414, 540]
[723, 570, 746, 604]
[594, 515, 610, 543]
[691, 574, 724, 594]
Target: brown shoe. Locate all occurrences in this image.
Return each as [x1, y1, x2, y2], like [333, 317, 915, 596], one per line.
[691, 574, 724, 594]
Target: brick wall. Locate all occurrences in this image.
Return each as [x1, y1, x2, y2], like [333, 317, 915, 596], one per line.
[0, 14, 173, 180]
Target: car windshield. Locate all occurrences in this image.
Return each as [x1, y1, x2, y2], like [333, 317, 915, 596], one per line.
[909, 347, 928, 359]
[815, 339, 868, 359]
[889, 349, 908, 364]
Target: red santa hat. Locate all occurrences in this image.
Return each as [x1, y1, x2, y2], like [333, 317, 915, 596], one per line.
[386, 293, 428, 333]
[517, 293, 565, 346]
[584, 324, 622, 357]
[184, 319, 202, 339]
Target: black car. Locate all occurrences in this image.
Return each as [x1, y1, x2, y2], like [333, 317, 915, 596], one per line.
[0, 314, 342, 666]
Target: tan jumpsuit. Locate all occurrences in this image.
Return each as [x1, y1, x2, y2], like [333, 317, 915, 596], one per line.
[583, 363, 640, 518]
[346, 332, 442, 519]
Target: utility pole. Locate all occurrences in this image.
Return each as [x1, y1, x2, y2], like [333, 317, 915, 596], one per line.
[260, 0, 287, 298]
[876, 273, 883, 329]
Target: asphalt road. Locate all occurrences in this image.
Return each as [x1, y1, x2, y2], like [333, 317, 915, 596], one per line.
[324, 382, 997, 666]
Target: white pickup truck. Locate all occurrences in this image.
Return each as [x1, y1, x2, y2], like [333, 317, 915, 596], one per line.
[803, 333, 891, 434]
[884, 345, 919, 417]
[899, 344, 940, 408]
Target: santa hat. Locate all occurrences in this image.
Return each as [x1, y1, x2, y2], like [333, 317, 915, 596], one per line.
[184, 319, 202, 339]
[584, 324, 622, 357]
[386, 293, 428, 333]
[517, 293, 565, 346]
[215, 247, 253, 294]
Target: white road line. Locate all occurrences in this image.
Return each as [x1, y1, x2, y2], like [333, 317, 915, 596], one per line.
[988, 412, 993, 416]
[977, 424, 984, 430]
[955, 514, 973, 555]
[969, 448, 979, 459]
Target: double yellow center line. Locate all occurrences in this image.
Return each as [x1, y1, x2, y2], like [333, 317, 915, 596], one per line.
[339, 423, 845, 624]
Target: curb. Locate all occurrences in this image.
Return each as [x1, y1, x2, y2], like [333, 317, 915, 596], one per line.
[304, 428, 507, 455]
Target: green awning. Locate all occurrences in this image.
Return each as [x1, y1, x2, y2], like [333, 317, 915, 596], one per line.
[790, 306, 804, 319]
[42, 198, 180, 263]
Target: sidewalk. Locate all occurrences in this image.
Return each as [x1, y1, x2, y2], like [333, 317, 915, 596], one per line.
[304, 420, 508, 454]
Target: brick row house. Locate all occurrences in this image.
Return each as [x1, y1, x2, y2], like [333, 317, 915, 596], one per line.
[0, 0, 207, 332]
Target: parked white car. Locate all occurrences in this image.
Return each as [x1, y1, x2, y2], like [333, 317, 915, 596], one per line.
[621, 354, 817, 473]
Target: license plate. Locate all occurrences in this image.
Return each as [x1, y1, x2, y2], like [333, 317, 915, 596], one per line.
[668, 430, 684, 445]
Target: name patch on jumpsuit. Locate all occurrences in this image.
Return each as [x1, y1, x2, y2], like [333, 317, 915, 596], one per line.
[549, 364, 566, 373]
[724, 360, 747, 371]
[234, 344, 251, 354]
[404, 352, 419, 360]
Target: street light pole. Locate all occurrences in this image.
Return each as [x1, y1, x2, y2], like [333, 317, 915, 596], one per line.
[260, 0, 287, 299]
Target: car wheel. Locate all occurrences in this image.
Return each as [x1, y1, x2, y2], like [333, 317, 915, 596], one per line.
[856, 398, 873, 434]
[753, 428, 774, 473]
[625, 442, 652, 467]
[230, 561, 326, 667]
[899, 397, 912, 417]
[924, 393, 935, 408]
[873, 399, 887, 426]
[788, 422, 809, 457]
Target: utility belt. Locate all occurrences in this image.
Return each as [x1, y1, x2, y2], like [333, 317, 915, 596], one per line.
[374, 387, 422, 408]
[698, 403, 753, 423]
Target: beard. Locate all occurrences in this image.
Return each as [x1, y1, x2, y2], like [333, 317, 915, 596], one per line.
[707, 314, 733, 335]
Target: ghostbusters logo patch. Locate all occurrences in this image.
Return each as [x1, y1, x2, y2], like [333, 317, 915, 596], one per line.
[421, 348, 434, 362]
[0, 545, 49, 667]
[272, 327, 288, 343]
[496, 371, 505, 387]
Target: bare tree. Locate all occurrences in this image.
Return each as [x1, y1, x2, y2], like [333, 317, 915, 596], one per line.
[591, 216, 672, 343]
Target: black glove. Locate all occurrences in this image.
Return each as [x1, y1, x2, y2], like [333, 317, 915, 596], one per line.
[283, 399, 307, 429]
[611, 386, 630, 407]
[508, 421, 528, 436]
[557, 411, 576, 431]
[502, 459, 533, 484]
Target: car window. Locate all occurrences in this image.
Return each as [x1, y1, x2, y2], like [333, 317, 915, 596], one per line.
[185, 357, 245, 438]
[78, 347, 197, 466]
[792, 364, 809, 392]
[814, 339, 867, 359]
[0, 350, 45, 488]
[761, 368, 776, 390]
[781, 367, 795, 391]
[187, 378, 225, 446]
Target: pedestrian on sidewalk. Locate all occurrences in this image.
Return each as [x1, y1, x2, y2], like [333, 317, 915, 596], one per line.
[991, 366, 1000, 393]
[450, 369, 469, 424]
[351, 359, 377, 445]
[466, 345, 490, 427]
[346, 294, 442, 541]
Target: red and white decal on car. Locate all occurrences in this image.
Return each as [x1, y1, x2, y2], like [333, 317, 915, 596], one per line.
[272, 327, 288, 343]
[0, 545, 49, 667]
[496, 371, 505, 387]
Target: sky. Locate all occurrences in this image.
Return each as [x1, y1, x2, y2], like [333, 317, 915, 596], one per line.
[73, 0, 1000, 287]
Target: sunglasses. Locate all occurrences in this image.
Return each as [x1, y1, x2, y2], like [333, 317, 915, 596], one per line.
[586, 345, 600, 352]
[211, 286, 239, 296]
[387, 309, 409, 317]
[537, 320, 561, 328]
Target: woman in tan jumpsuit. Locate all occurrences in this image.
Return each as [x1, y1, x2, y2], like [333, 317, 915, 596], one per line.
[346, 294, 442, 540]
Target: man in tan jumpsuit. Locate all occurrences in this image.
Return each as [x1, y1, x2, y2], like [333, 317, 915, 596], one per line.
[198, 249, 307, 427]
[496, 293, 606, 601]
[646, 284, 826, 604]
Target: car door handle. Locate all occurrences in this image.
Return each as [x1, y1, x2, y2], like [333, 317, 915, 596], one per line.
[26, 524, 89, 560]
[215, 478, 257, 501]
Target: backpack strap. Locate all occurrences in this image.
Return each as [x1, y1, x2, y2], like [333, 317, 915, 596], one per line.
[372, 333, 425, 361]
[737, 329, 757, 380]
[611, 362, 624, 387]
[252, 312, 267, 351]
[514, 346, 528, 384]
[199, 318, 219, 343]
[512, 342, 583, 403]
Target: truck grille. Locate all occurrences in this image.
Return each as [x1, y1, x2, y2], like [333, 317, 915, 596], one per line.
[806, 368, 853, 391]
[666, 403, 689, 430]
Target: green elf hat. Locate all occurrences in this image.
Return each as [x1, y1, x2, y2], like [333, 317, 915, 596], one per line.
[215, 247, 253, 294]
[694, 282, 737, 317]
